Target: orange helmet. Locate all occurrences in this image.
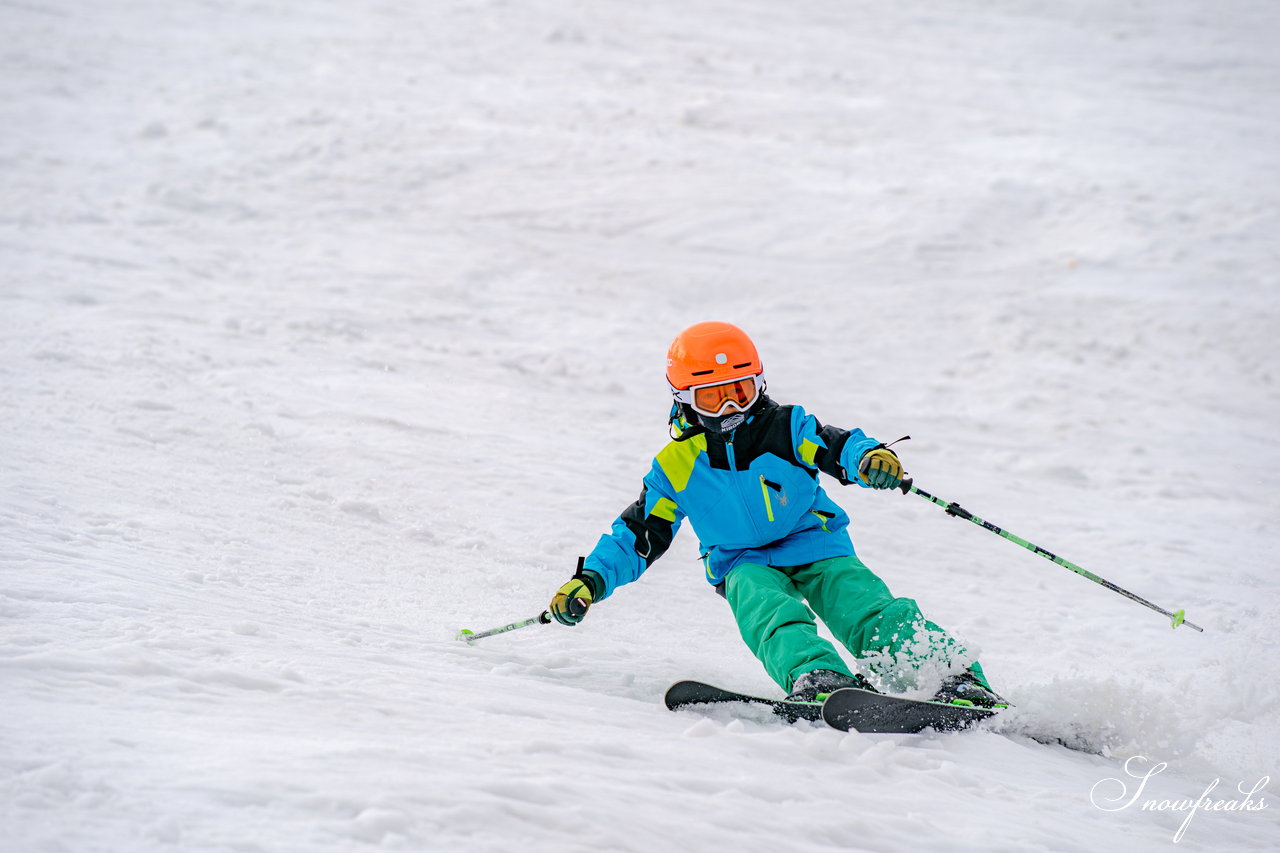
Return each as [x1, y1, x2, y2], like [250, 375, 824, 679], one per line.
[667, 322, 765, 420]
[666, 321, 762, 389]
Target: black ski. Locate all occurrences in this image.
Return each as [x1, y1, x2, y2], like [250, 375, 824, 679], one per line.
[665, 680, 997, 733]
[820, 687, 995, 733]
[663, 680, 823, 723]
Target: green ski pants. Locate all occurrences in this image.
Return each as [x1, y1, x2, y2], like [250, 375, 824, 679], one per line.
[723, 555, 986, 693]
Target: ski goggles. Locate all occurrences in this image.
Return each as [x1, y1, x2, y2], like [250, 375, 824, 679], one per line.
[671, 374, 763, 417]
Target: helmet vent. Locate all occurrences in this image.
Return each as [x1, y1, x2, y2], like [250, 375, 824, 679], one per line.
[733, 362, 753, 369]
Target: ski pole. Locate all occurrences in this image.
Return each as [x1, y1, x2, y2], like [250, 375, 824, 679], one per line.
[898, 477, 1203, 632]
[456, 611, 552, 643]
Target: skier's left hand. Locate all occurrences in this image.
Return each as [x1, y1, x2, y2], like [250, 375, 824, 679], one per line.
[858, 446, 903, 490]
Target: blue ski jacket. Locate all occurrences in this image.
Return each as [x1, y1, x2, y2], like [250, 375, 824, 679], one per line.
[584, 396, 882, 598]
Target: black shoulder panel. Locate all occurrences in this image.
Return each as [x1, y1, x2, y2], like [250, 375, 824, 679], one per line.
[726, 399, 810, 472]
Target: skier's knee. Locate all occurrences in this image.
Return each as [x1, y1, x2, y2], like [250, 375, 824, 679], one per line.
[882, 596, 925, 623]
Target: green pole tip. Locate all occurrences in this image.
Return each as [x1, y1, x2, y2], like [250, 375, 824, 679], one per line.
[456, 628, 475, 640]
[1171, 609, 1186, 630]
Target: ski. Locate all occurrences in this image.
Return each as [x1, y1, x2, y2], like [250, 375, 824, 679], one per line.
[665, 680, 998, 733]
[820, 687, 996, 733]
[663, 680, 823, 723]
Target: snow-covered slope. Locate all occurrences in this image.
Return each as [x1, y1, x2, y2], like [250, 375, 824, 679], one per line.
[2, 1, 1277, 850]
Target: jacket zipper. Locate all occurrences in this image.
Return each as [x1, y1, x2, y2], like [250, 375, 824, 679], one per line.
[727, 440, 759, 535]
[727, 437, 773, 534]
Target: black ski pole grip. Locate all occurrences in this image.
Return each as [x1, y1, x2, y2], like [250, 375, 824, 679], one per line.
[898, 476, 913, 494]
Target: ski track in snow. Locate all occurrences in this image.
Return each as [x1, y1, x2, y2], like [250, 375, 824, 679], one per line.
[2, 0, 1278, 850]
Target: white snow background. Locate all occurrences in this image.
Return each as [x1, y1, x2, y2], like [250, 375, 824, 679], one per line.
[2, 0, 1278, 851]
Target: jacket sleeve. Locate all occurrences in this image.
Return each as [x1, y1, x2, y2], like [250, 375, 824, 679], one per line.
[582, 463, 685, 599]
[787, 405, 881, 487]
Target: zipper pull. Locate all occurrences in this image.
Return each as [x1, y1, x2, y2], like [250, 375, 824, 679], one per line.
[758, 475, 776, 522]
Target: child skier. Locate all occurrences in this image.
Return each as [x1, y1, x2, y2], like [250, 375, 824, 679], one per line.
[549, 321, 1003, 706]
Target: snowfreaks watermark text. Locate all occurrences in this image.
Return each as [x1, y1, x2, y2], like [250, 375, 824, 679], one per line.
[1090, 756, 1270, 843]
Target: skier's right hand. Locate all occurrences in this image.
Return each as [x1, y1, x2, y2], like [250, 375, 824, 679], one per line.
[550, 574, 597, 626]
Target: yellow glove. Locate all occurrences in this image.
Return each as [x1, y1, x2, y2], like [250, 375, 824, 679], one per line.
[550, 568, 599, 626]
[858, 446, 903, 490]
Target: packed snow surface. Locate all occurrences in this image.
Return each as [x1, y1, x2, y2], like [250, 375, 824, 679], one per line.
[2, 0, 1278, 851]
